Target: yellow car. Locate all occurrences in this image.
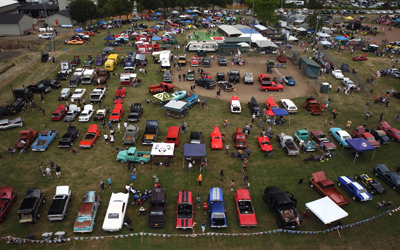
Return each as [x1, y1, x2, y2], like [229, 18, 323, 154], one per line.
[67, 40, 84, 45]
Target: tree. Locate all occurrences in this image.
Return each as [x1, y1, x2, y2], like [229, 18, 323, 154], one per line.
[245, 0, 279, 25]
[69, 0, 97, 25]
[111, 0, 133, 19]
[137, 0, 162, 12]
[307, 0, 323, 9]
[308, 12, 324, 33]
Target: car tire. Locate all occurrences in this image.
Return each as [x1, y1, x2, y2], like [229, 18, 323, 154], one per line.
[370, 190, 375, 195]
[375, 172, 379, 177]
[337, 182, 342, 187]
[119, 159, 124, 164]
[140, 161, 145, 165]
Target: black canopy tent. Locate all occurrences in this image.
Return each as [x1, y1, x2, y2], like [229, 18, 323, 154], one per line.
[183, 144, 207, 169]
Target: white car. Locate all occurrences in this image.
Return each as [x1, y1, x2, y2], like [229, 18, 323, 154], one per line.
[332, 70, 344, 80]
[280, 99, 298, 113]
[71, 88, 86, 99]
[38, 33, 53, 39]
[342, 77, 356, 88]
[102, 192, 129, 232]
[60, 88, 71, 100]
[73, 68, 85, 77]
[79, 104, 94, 122]
[0, 117, 23, 130]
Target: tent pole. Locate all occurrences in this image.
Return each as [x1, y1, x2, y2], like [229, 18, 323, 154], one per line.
[371, 150, 376, 161]
[353, 154, 356, 164]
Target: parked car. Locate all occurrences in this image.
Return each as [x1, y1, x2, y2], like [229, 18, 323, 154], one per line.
[58, 126, 79, 148]
[310, 130, 336, 151]
[373, 164, 400, 192]
[257, 136, 273, 152]
[0, 117, 23, 130]
[272, 77, 283, 84]
[280, 99, 298, 113]
[353, 125, 380, 147]
[370, 128, 390, 145]
[378, 121, 400, 141]
[283, 76, 296, 86]
[329, 127, 351, 147]
[39, 79, 61, 89]
[79, 124, 100, 148]
[234, 189, 257, 227]
[210, 126, 225, 149]
[26, 83, 51, 94]
[218, 56, 227, 66]
[332, 69, 344, 79]
[17, 188, 46, 223]
[190, 131, 203, 144]
[352, 54, 367, 61]
[39, 33, 53, 39]
[102, 192, 129, 232]
[337, 176, 373, 202]
[217, 81, 234, 92]
[208, 187, 227, 228]
[342, 78, 356, 89]
[51, 104, 66, 121]
[277, 55, 287, 63]
[148, 188, 166, 228]
[243, 72, 254, 84]
[195, 78, 216, 89]
[0, 187, 17, 222]
[73, 191, 100, 233]
[71, 88, 86, 100]
[176, 190, 194, 229]
[79, 104, 94, 122]
[354, 173, 386, 195]
[248, 97, 261, 116]
[187, 70, 195, 81]
[259, 82, 284, 92]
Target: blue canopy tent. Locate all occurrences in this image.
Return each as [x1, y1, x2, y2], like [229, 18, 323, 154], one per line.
[74, 27, 83, 32]
[104, 36, 114, 40]
[191, 14, 197, 17]
[186, 9, 193, 13]
[155, 12, 162, 15]
[334, 36, 348, 41]
[183, 144, 207, 169]
[217, 14, 223, 17]
[272, 108, 291, 125]
[152, 36, 161, 41]
[345, 138, 376, 163]
[97, 21, 106, 24]
[184, 20, 192, 23]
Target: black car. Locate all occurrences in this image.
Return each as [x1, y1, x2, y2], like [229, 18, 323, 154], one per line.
[202, 57, 211, 68]
[71, 56, 80, 66]
[190, 131, 203, 144]
[195, 78, 216, 89]
[148, 188, 166, 228]
[216, 72, 225, 81]
[373, 164, 400, 192]
[217, 81, 234, 92]
[38, 79, 61, 89]
[127, 103, 143, 122]
[58, 126, 79, 148]
[55, 71, 69, 81]
[228, 70, 240, 83]
[248, 97, 261, 116]
[26, 83, 51, 94]
[370, 129, 390, 145]
[354, 173, 386, 195]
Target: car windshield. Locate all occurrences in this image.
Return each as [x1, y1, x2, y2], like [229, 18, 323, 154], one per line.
[211, 213, 225, 219]
[342, 135, 351, 140]
[150, 211, 163, 216]
[108, 213, 119, 219]
[357, 189, 367, 194]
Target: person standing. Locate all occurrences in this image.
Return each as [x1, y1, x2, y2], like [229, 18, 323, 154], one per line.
[225, 144, 229, 154]
[46, 166, 52, 178]
[183, 122, 188, 133]
[55, 165, 61, 178]
[242, 174, 248, 186]
[124, 122, 128, 131]
[108, 121, 112, 130]
[386, 98, 390, 107]
[118, 123, 121, 133]
[230, 180, 235, 191]
[197, 173, 202, 186]
[188, 161, 193, 172]
[104, 133, 108, 144]
[220, 169, 224, 181]
[224, 118, 229, 128]
[110, 134, 114, 144]
[40, 93, 45, 103]
[201, 221, 206, 233]
[40, 162, 45, 176]
[397, 113, 400, 122]
[196, 195, 201, 208]
[107, 177, 112, 190]
[102, 119, 106, 130]
[260, 119, 263, 128]
[99, 180, 105, 191]
[379, 113, 384, 122]
[365, 112, 370, 120]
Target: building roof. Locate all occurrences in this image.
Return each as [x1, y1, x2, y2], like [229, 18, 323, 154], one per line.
[217, 25, 242, 36]
[0, 13, 24, 24]
[301, 57, 320, 68]
[52, 9, 70, 18]
[254, 24, 267, 31]
[17, 3, 58, 11]
[0, 0, 19, 8]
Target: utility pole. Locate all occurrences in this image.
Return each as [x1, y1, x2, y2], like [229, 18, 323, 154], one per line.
[41, 0, 54, 52]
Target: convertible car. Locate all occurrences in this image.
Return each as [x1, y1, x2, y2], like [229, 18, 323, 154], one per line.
[234, 189, 257, 227]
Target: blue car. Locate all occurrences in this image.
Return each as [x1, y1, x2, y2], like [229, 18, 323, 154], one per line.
[329, 127, 351, 147]
[31, 130, 58, 151]
[185, 94, 198, 109]
[337, 176, 373, 202]
[283, 76, 296, 86]
[208, 187, 227, 228]
[73, 191, 100, 233]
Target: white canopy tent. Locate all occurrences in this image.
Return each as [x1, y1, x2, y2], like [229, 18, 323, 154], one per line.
[255, 39, 278, 48]
[316, 32, 331, 37]
[296, 27, 307, 31]
[239, 33, 265, 43]
[320, 40, 332, 45]
[238, 42, 250, 47]
[287, 35, 298, 41]
[306, 197, 348, 224]
[150, 143, 175, 168]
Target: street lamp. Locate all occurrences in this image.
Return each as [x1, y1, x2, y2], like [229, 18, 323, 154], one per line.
[40, 0, 54, 52]
[249, 0, 254, 54]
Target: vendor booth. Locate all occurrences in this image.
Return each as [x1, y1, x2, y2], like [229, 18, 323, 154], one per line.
[151, 142, 175, 168]
[345, 138, 376, 163]
[183, 144, 207, 169]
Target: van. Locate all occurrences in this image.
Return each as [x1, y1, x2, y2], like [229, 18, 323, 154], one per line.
[166, 126, 181, 146]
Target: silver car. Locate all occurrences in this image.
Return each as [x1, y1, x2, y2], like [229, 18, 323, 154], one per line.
[0, 117, 23, 130]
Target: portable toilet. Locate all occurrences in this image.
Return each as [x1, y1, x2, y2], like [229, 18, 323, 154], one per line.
[320, 82, 329, 94]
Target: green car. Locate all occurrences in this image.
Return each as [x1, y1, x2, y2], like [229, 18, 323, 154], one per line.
[187, 69, 195, 81]
[294, 130, 316, 152]
[116, 147, 151, 164]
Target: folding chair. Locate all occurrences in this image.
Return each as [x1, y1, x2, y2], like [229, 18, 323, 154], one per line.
[130, 173, 137, 181]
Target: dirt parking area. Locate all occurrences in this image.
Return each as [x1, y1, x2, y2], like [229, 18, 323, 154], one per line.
[171, 54, 314, 102]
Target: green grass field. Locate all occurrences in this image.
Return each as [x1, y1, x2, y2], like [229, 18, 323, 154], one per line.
[0, 22, 400, 249]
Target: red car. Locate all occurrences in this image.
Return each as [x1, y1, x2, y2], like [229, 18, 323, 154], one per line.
[277, 55, 287, 63]
[116, 87, 126, 98]
[191, 56, 199, 67]
[265, 97, 279, 116]
[352, 54, 367, 61]
[176, 190, 194, 229]
[232, 127, 247, 148]
[234, 189, 257, 227]
[113, 96, 124, 104]
[210, 126, 225, 149]
[353, 125, 380, 147]
[259, 82, 284, 92]
[109, 104, 124, 122]
[0, 187, 17, 222]
[378, 121, 400, 141]
[258, 74, 271, 83]
[310, 130, 336, 151]
[202, 72, 211, 79]
[51, 104, 66, 121]
[79, 124, 100, 148]
[257, 137, 273, 152]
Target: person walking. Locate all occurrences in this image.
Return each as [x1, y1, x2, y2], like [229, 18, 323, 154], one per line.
[379, 113, 384, 122]
[108, 121, 112, 130]
[230, 180, 235, 191]
[40, 162, 45, 176]
[365, 112, 370, 120]
[102, 119, 106, 129]
[197, 173, 202, 186]
[40, 93, 45, 103]
[196, 195, 201, 208]
[99, 180, 105, 191]
[220, 169, 224, 181]
[55, 165, 61, 178]
[225, 144, 229, 154]
[242, 174, 248, 186]
[104, 133, 108, 144]
[41, 107, 46, 116]
[107, 177, 112, 190]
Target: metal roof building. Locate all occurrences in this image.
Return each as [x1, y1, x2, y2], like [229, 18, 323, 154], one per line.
[0, 13, 33, 35]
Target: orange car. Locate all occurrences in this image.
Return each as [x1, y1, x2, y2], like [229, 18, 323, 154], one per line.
[67, 40, 84, 45]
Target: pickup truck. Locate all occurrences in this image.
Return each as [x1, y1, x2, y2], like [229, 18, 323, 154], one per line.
[117, 147, 151, 164]
[148, 188, 166, 228]
[228, 70, 240, 83]
[243, 72, 254, 84]
[142, 120, 159, 145]
[148, 82, 174, 94]
[178, 56, 187, 65]
[69, 75, 81, 88]
[309, 171, 350, 206]
[93, 109, 107, 121]
[122, 125, 140, 144]
[15, 128, 37, 149]
[55, 61, 72, 80]
[31, 130, 57, 152]
[90, 87, 106, 103]
[58, 126, 79, 147]
[47, 186, 72, 221]
[276, 133, 300, 156]
[208, 187, 227, 228]
[263, 186, 302, 229]
[303, 97, 322, 115]
[17, 188, 46, 224]
[294, 129, 316, 152]
[95, 69, 110, 84]
[127, 103, 143, 122]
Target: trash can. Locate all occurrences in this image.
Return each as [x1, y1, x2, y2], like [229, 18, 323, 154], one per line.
[320, 82, 329, 94]
[202, 49, 207, 57]
[197, 50, 201, 57]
